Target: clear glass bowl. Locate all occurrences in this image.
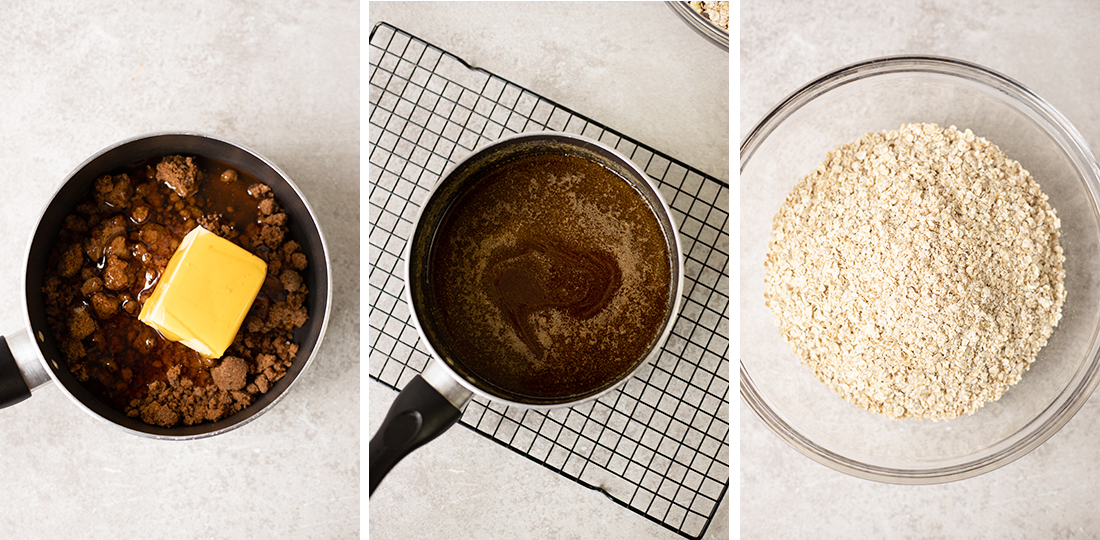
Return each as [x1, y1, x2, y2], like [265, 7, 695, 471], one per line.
[740, 56, 1100, 483]
[666, 1, 728, 51]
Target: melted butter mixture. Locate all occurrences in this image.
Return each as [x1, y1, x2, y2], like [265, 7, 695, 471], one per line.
[428, 152, 672, 400]
[488, 239, 621, 359]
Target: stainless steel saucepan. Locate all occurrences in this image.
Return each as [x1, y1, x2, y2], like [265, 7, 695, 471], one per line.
[369, 131, 684, 495]
[0, 132, 332, 439]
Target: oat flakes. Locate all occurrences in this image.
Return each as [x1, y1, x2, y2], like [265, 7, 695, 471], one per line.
[764, 123, 1065, 420]
[689, 1, 728, 31]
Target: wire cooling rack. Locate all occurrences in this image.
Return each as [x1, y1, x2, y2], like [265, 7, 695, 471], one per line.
[368, 22, 729, 539]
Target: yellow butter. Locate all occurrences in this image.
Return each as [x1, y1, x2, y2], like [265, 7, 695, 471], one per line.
[138, 225, 267, 358]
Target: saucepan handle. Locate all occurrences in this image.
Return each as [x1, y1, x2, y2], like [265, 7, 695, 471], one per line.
[0, 328, 51, 409]
[369, 362, 473, 496]
[0, 336, 30, 408]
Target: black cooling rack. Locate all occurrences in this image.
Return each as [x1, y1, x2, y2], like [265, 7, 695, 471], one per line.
[367, 22, 729, 539]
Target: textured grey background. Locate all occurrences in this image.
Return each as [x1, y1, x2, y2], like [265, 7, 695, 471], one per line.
[0, 2, 359, 539]
[368, 2, 728, 539]
[742, 2, 1100, 538]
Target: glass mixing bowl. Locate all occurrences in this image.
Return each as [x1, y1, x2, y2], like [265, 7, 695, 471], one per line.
[740, 56, 1100, 483]
[666, 1, 728, 51]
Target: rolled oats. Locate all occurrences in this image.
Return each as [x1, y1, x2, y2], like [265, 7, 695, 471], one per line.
[764, 123, 1065, 420]
[689, 1, 729, 31]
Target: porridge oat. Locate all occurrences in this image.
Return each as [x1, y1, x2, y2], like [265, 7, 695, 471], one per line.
[764, 123, 1065, 420]
[689, 1, 728, 31]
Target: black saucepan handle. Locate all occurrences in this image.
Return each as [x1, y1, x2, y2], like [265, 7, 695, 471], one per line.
[369, 374, 464, 496]
[0, 336, 32, 409]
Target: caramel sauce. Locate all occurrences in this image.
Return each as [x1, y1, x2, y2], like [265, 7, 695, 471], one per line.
[488, 239, 622, 359]
[427, 152, 673, 400]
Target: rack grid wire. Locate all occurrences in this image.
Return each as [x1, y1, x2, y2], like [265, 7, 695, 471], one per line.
[368, 22, 729, 540]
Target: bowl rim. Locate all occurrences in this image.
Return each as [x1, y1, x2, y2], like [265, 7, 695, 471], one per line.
[740, 54, 1100, 484]
[666, 1, 729, 52]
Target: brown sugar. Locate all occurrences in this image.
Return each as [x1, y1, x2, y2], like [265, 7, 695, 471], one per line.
[260, 224, 284, 248]
[211, 356, 248, 392]
[139, 397, 180, 427]
[89, 291, 120, 319]
[68, 306, 96, 340]
[156, 155, 201, 198]
[103, 256, 132, 290]
[57, 244, 83, 278]
[94, 173, 133, 209]
[80, 277, 102, 296]
[279, 269, 303, 293]
[42, 155, 311, 428]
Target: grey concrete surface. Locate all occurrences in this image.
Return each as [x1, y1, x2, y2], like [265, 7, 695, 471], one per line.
[368, 2, 729, 539]
[742, 2, 1100, 538]
[0, 2, 359, 539]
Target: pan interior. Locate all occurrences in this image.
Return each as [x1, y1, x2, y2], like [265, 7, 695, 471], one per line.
[408, 136, 680, 406]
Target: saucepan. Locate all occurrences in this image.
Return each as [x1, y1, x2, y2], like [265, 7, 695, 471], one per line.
[0, 132, 331, 439]
[369, 131, 684, 495]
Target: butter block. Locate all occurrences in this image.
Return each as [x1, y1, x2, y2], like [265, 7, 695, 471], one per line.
[138, 225, 267, 358]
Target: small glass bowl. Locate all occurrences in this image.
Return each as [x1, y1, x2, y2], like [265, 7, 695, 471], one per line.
[666, 1, 728, 51]
[741, 56, 1100, 483]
